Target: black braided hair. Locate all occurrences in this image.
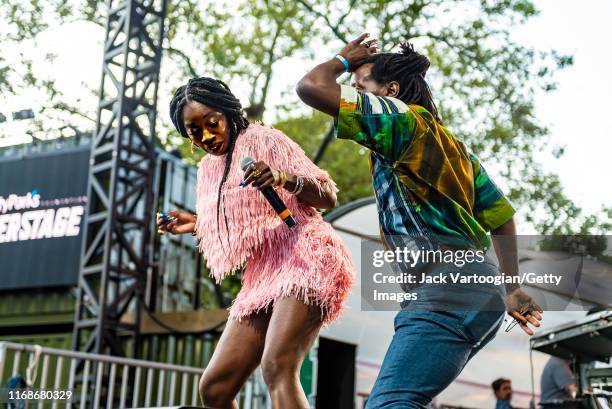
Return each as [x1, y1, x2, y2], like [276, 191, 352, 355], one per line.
[169, 77, 249, 248]
[364, 42, 440, 122]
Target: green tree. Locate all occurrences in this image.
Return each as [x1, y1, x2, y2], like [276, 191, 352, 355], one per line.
[290, 0, 587, 235]
[0, 0, 608, 235]
[274, 111, 373, 205]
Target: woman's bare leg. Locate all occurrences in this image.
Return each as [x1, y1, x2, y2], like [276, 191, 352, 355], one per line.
[199, 310, 271, 409]
[260, 296, 324, 409]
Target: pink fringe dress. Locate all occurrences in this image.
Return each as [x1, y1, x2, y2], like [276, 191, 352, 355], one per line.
[194, 123, 355, 325]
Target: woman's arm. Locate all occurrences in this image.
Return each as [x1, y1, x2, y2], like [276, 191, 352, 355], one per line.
[157, 210, 196, 234]
[284, 172, 337, 209]
[243, 161, 336, 210]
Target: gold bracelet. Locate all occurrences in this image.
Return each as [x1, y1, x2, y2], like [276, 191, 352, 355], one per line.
[274, 170, 287, 189]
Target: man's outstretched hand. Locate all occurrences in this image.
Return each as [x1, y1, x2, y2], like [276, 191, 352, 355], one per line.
[505, 287, 543, 335]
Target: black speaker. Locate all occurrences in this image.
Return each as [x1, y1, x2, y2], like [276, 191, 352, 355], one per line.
[316, 337, 356, 409]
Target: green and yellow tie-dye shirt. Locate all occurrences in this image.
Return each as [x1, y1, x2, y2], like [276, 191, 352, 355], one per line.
[336, 84, 515, 249]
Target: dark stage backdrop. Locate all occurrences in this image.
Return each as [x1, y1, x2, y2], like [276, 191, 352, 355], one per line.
[0, 147, 90, 289]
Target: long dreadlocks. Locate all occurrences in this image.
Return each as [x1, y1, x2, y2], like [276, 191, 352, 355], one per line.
[364, 42, 440, 122]
[169, 77, 249, 247]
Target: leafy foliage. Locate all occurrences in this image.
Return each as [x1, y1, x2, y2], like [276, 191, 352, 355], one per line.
[0, 0, 607, 235]
[274, 111, 373, 206]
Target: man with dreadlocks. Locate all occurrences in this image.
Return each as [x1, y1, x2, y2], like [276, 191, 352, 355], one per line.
[160, 76, 354, 409]
[297, 34, 543, 408]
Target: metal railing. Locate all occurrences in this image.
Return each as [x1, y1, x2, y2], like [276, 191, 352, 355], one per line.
[0, 341, 271, 409]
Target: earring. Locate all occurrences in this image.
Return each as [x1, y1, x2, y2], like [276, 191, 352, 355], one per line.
[190, 139, 196, 154]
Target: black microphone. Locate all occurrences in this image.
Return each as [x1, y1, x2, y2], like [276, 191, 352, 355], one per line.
[241, 156, 297, 228]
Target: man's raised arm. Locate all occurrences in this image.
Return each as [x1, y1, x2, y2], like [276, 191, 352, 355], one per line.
[296, 33, 377, 117]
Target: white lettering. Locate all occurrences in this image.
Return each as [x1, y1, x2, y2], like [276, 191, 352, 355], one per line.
[0, 191, 41, 214]
[66, 206, 83, 237]
[37, 209, 55, 239]
[6, 213, 20, 242]
[29, 210, 46, 239]
[19, 212, 32, 241]
[0, 214, 8, 243]
[0, 206, 84, 243]
[52, 207, 71, 237]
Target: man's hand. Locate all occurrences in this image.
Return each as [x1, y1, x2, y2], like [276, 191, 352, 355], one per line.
[505, 287, 543, 335]
[338, 33, 379, 71]
[491, 218, 543, 335]
[296, 32, 377, 116]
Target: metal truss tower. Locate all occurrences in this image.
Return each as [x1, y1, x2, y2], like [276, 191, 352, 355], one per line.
[73, 0, 168, 357]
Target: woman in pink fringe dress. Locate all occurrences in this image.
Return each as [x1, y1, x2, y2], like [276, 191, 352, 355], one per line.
[159, 77, 354, 409]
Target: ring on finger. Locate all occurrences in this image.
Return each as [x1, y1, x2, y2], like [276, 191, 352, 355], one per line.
[252, 169, 262, 178]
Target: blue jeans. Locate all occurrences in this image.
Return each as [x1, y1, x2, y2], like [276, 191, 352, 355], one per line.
[365, 260, 506, 409]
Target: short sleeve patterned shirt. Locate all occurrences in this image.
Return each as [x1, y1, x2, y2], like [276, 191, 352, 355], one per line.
[336, 84, 515, 250]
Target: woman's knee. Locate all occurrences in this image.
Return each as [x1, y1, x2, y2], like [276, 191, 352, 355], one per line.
[199, 369, 235, 407]
[260, 352, 299, 388]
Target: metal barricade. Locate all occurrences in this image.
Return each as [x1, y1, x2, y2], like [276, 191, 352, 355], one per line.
[0, 341, 271, 409]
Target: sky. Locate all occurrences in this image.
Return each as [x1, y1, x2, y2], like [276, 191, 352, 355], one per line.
[511, 0, 612, 216]
[0, 0, 610, 222]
